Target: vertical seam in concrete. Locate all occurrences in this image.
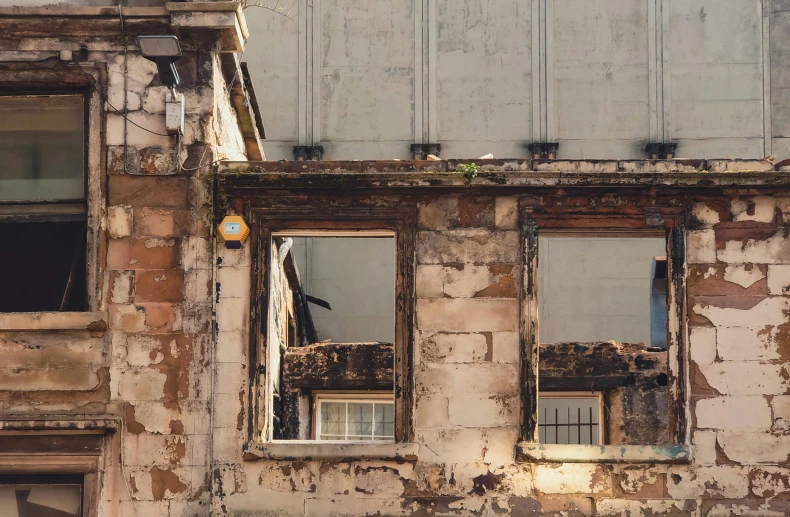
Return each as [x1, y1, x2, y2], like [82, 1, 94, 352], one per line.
[531, 0, 542, 142]
[311, 0, 322, 145]
[660, 0, 671, 143]
[763, 0, 773, 157]
[298, 0, 308, 145]
[413, 0, 424, 145]
[538, 0, 547, 141]
[648, 0, 659, 142]
[545, 0, 555, 142]
[427, 0, 438, 144]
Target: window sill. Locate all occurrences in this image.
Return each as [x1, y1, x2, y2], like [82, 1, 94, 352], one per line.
[243, 441, 420, 462]
[0, 312, 107, 331]
[516, 443, 691, 464]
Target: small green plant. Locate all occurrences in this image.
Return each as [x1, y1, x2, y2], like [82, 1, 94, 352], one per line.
[457, 162, 480, 183]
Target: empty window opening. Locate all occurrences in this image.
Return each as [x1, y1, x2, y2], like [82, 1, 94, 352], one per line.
[0, 95, 87, 313]
[268, 231, 396, 441]
[537, 234, 671, 445]
[0, 475, 83, 517]
[314, 393, 394, 441]
[539, 393, 603, 445]
[286, 234, 395, 344]
[538, 235, 667, 345]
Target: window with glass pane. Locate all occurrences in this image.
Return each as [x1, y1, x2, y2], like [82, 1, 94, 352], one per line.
[0, 95, 85, 202]
[316, 397, 395, 441]
[0, 477, 82, 517]
[0, 94, 87, 312]
[539, 395, 602, 445]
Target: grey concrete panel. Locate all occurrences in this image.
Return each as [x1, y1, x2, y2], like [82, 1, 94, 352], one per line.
[320, 0, 415, 151]
[436, 0, 532, 146]
[551, 0, 650, 156]
[669, 0, 763, 153]
[245, 8, 301, 143]
[673, 137, 764, 159]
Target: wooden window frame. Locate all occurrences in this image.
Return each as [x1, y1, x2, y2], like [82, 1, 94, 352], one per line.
[248, 207, 416, 445]
[313, 392, 395, 442]
[0, 63, 106, 324]
[517, 207, 691, 463]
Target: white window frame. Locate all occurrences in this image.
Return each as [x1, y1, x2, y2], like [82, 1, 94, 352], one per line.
[313, 392, 395, 442]
[538, 391, 604, 445]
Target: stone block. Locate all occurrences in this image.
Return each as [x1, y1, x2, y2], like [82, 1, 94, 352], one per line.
[108, 238, 181, 270]
[415, 265, 443, 298]
[110, 270, 136, 304]
[416, 363, 519, 394]
[717, 326, 780, 361]
[717, 230, 790, 264]
[418, 197, 459, 230]
[691, 202, 722, 228]
[135, 208, 189, 237]
[687, 230, 717, 263]
[447, 393, 519, 427]
[135, 270, 186, 303]
[217, 266, 250, 299]
[718, 430, 790, 464]
[416, 298, 519, 332]
[533, 464, 611, 495]
[690, 326, 717, 365]
[108, 205, 133, 239]
[666, 466, 749, 499]
[108, 176, 189, 208]
[495, 196, 518, 229]
[695, 396, 771, 430]
[417, 229, 520, 264]
[768, 265, 790, 295]
[112, 368, 168, 401]
[418, 332, 489, 363]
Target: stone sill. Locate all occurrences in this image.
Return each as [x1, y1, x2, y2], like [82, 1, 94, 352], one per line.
[243, 441, 420, 462]
[516, 443, 691, 464]
[0, 312, 107, 332]
[0, 415, 119, 432]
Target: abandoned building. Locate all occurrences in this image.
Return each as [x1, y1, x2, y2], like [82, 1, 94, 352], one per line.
[4, 0, 790, 516]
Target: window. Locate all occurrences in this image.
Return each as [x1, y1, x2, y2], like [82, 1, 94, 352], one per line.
[538, 393, 603, 445]
[520, 215, 687, 461]
[250, 209, 415, 448]
[0, 95, 87, 312]
[0, 475, 83, 517]
[315, 393, 395, 441]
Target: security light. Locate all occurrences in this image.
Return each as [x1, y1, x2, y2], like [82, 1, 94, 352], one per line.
[137, 35, 182, 90]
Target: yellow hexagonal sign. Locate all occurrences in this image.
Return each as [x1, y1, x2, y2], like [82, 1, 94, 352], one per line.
[218, 215, 250, 249]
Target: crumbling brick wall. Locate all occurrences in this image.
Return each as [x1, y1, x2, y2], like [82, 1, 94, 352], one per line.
[212, 160, 790, 516]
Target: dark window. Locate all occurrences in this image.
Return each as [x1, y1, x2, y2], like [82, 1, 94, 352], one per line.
[0, 474, 83, 517]
[0, 95, 87, 312]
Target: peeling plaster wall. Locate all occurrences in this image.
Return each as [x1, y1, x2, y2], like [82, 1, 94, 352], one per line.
[0, 19, 249, 516]
[213, 172, 790, 516]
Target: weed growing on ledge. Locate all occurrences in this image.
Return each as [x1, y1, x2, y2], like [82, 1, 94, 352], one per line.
[457, 163, 480, 183]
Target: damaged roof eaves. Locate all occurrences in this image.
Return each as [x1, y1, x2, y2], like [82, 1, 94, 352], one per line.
[217, 159, 790, 189]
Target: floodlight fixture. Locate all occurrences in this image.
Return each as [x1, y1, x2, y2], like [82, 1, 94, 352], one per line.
[137, 35, 182, 90]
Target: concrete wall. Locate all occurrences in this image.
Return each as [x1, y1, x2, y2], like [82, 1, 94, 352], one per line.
[538, 235, 666, 345]
[246, 0, 790, 161]
[290, 236, 395, 343]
